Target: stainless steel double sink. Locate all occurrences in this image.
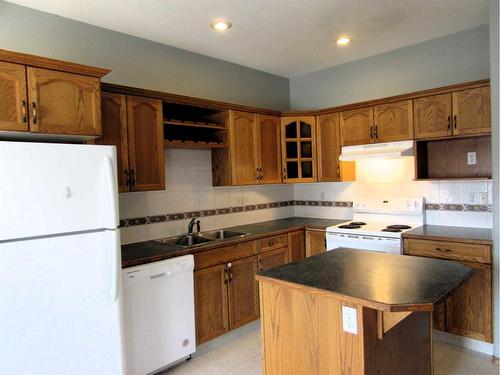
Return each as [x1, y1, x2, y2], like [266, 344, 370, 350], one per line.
[155, 230, 248, 248]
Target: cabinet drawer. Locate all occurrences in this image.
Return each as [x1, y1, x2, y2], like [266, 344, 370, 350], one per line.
[258, 234, 288, 253]
[403, 239, 491, 264]
[195, 241, 257, 270]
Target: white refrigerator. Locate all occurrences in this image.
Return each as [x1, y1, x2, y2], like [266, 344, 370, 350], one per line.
[0, 141, 125, 374]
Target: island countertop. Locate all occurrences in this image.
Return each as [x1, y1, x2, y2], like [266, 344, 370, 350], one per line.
[256, 248, 473, 312]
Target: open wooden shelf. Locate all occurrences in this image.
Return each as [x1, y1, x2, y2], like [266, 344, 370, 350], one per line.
[164, 119, 227, 131]
[164, 140, 228, 149]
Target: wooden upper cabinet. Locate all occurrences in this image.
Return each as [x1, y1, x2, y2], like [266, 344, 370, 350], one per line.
[0, 61, 28, 132]
[281, 116, 317, 183]
[256, 115, 281, 184]
[452, 87, 491, 135]
[227, 256, 259, 329]
[126, 95, 164, 191]
[340, 107, 373, 146]
[316, 113, 355, 182]
[27, 67, 101, 135]
[373, 100, 413, 142]
[96, 92, 129, 192]
[413, 94, 452, 139]
[194, 264, 229, 344]
[230, 111, 259, 185]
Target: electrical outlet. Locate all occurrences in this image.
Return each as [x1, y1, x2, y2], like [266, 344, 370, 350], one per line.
[468, 192, 478, 204]
[342, 305, 358, 334]
[467, 152, 477, 165]
[479, 192, 488, 205]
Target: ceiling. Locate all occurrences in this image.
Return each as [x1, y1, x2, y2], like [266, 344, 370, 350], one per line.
[6, 0, 489, 78]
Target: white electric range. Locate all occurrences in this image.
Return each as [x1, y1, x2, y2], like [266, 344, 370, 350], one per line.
[326, 197, 424, 255]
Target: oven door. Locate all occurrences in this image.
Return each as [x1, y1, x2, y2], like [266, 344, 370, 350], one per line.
[326, 232, 402, 254]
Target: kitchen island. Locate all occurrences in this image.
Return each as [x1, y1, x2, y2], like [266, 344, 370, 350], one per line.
[256, 249, 473, 375]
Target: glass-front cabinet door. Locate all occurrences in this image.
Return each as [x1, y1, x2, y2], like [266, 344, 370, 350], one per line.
[280, 116, 317, 183]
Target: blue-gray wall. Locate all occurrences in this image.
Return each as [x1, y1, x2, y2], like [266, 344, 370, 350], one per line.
[0, 1, 290, 110]
[290, 25, 490, 110]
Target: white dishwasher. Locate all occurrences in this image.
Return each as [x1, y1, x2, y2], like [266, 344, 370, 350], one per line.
[122, 255, 195, 375]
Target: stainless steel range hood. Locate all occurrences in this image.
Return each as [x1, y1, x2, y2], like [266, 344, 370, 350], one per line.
[339, 140, 414, 161]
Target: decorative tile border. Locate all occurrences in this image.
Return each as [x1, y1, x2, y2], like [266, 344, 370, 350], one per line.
[120, 200, 492, 227]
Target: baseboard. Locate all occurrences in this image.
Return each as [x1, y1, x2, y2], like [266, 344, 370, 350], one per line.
[433, 330, 494, 356]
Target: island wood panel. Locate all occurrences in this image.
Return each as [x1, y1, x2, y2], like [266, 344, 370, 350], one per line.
[452, 87, 491, 135]
[340, 107, 374, 146]
[305, 229, 326, 257]
[413, 93, 452, 139]
[126, 95, 164, 191]
[258, 247, 289, 272]
[0, 61, 28, 131]
[445, 261, 492, 342]
[257, 114, 281, 184]
[316, 113, 355, 182]
[27, 67, 101, 135]
[229, 111, 259, 185]
[433, 298, 446, 331]
[96, 92, 129, 192]
[227, 256, 260, 330]
[259, 281, 364, 375]
[288, 230, 305, 262]
[194, 264, 229, 344]
[373, 100, 413, 142]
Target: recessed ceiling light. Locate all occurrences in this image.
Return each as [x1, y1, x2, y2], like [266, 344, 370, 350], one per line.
[336, 37, 351, 46]
[211, 20, 232, 31]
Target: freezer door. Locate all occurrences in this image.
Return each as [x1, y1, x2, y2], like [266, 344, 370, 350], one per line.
[0, 229, 125, 375]
[0, 141, 119, 241]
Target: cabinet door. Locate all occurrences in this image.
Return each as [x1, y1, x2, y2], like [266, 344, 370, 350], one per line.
[227, 256, 259, 330]
[258, 247, 289, 272]
[194, 264, 229, 344]
[433, 298, 446, 331]
[452, 87, 491, 135]
[126, 95, 165, 191]
[317, 113, 341, 181]
[27, 67, 101, 136]
[446, 262, 492, 342]
[413, 94, 452, 139]
[0, 61, 28, 132]
[288, 230, 305, 262]
[230, 111, 259, 185]
[340, 107, 373, 146]
[305, 229, 326, 257]
[256, 115, 281, 184]
[281, 116, 317, 183]
[96, 92, 129, 192]
[374, 100, 413, 142]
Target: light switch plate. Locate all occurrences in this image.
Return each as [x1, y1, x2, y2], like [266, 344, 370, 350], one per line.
[479, 192, 488, 205]
[342, 305, 358, 334]
[467, 152, 477, 165]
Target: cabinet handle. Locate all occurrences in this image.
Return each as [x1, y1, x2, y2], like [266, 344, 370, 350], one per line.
[374, 125, 378, 139]
[369, 126, 373, 139]
[453, 115, 457, 130]
[336, 165, 341, 178]
[447, 116, 451, 130]
[31, 102, 38, 124]
[283, 167, 287, 179]
[259, 167, 264, 180]
[129, 169, 136, 186]
[124, 169, 130, 187]
[256, 167, 260, 180]
[436, 247, 452, 253]
[21, 100, 27, 123]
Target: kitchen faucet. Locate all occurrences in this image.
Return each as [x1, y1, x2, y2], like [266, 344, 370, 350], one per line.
[188, 217, 201, 235]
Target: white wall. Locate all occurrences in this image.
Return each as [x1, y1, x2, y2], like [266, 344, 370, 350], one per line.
[294, 158, 493, 228]
[120, 149, 294, 244]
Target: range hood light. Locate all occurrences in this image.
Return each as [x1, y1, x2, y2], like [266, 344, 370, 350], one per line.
[339, 141, 414, 162]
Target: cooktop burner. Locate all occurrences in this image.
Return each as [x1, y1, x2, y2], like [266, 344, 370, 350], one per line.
[387, 225, 412, 230]
[350, 222, 367, 226]
[338, 224, 362, 229]
[382, 228, 402, 233]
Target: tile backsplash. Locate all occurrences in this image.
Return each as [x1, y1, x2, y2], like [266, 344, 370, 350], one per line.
[120, 153, 492, 244]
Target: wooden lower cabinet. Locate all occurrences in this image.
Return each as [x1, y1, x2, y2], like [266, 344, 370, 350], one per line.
[305, 229, 326, 257]
[228, 256, 259, 329]
[403, 238, 492, 342]
[258, 247, 289, 272]
[194, 264, 229, 344]
[288, 230, 305, 262]
[445, 261, 492, 342]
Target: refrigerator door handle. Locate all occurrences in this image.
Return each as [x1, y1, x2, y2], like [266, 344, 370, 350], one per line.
[110, 230, 121, 302]
[103, 156, 119, 228]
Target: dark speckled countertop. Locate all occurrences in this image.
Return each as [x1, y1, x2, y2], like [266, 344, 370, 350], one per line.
[402, 225, 492, 245]
[121, 217, 347, 268]
[256, 249, 473, 312]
